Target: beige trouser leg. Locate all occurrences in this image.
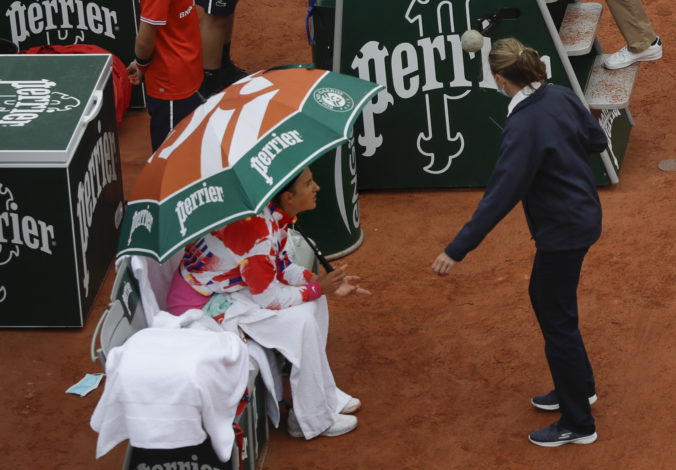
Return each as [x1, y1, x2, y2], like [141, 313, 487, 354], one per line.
[605, 0, 657, 52]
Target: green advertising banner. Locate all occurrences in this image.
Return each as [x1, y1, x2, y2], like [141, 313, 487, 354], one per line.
[339, 0, 571, 189]
[331, 0, 631, 189]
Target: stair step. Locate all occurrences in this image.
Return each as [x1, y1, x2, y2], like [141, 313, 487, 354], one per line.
[559, 2, 602, 56]
[584, 55, 639, 109]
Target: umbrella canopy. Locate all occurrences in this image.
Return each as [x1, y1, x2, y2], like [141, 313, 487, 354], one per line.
[117, 67, 383, 263]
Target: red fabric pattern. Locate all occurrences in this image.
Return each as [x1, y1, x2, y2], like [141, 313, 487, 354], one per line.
[179, 204, 315, 309]
[217, 217, 270, 256]
[240, 255, 276, 295]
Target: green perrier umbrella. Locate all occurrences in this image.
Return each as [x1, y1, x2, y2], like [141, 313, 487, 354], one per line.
[117, 66, 383, 263]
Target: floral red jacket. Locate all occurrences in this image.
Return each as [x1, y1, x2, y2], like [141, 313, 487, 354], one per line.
[179, 203, 314, 309]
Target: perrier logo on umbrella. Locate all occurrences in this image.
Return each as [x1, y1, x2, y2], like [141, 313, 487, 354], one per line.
[118, 67, 383, 263]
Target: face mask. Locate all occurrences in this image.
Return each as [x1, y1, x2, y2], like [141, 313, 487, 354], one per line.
[494, 76, 508, 97]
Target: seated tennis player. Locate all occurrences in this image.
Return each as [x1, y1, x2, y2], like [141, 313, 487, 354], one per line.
[166, 166, 369, 438]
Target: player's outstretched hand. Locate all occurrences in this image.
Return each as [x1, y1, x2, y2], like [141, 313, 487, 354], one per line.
[317, 265, 371, 296]
[316, 265, 346, 294]
[333, 274, 371, 297]
[432, 251, 457, 276]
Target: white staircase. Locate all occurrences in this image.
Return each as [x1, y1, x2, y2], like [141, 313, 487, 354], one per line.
[558, 1, 639, 110]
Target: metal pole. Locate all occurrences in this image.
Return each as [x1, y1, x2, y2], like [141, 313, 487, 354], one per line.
[331, 0, 344, 72]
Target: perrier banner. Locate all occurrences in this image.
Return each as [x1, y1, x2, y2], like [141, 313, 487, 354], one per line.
[337, 0, 622, 189]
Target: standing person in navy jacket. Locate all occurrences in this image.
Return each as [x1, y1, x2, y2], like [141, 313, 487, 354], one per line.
[432, 38, 608, 447]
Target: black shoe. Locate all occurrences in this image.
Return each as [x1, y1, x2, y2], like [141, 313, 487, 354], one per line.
[529, 421, 597, 447]
[221, 62, 248, 88]
[531, 390, 597, 411]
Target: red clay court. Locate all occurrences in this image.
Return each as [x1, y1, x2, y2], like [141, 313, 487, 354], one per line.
[1, 1, 675, 469]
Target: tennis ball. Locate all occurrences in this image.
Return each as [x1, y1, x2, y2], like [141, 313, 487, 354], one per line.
[461, 29, 484, 53]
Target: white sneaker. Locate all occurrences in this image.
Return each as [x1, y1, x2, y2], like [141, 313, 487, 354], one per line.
[340, 397, 362, 414]
[320, 413, 358, 437]
[286, 409, 304, 438]
[604, 37, 662, 69]
[286, 409, 358, 438]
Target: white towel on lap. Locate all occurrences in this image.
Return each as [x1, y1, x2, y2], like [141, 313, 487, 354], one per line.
[220, 293, 352, 439]
[90, 321, 249, 462]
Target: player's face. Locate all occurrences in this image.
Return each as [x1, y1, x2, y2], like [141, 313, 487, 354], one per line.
[284, 167, 320, 216]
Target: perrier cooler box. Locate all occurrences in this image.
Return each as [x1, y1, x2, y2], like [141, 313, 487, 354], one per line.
[0, 54, 123, 327]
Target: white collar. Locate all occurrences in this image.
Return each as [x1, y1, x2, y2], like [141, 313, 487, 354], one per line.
[507, 82, 542, 116]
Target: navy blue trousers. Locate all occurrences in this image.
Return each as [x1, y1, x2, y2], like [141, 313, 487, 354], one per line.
[529, 248, 596, 434]
[147, 92, 204, 152]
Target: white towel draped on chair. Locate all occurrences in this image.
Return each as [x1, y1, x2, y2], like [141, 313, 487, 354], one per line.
[90, 314, 249, 462]
[114, 255, 286, 427]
